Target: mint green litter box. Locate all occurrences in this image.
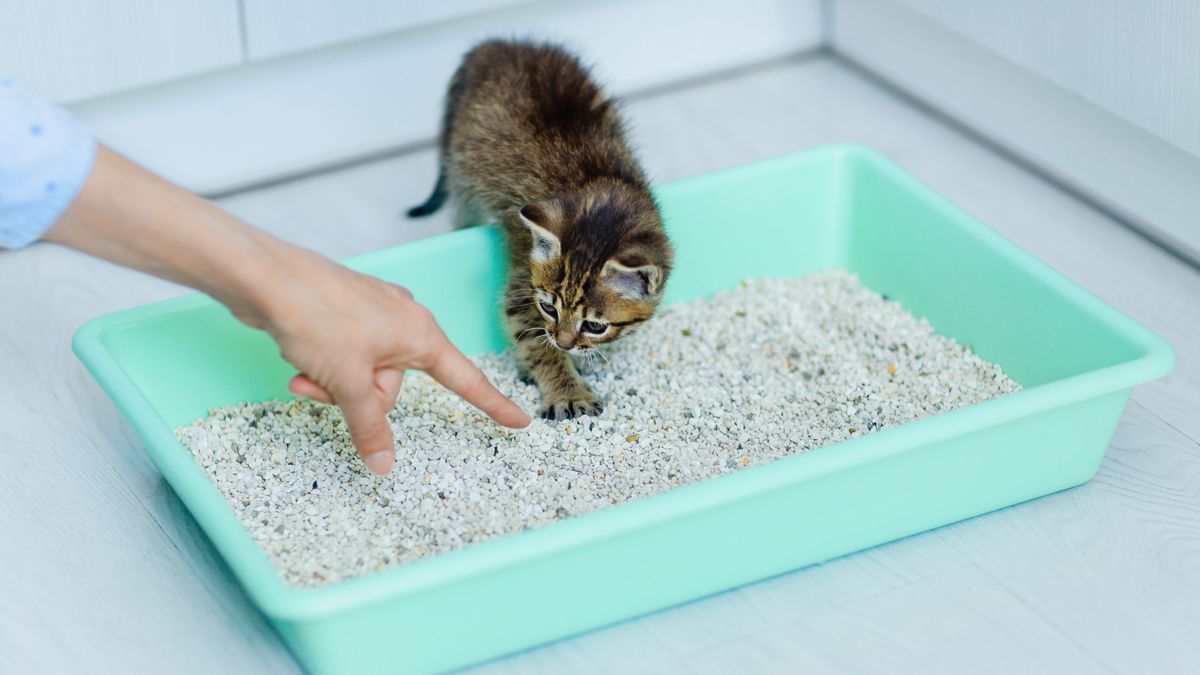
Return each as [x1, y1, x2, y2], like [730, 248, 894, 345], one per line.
[73, 146, 1174, 675]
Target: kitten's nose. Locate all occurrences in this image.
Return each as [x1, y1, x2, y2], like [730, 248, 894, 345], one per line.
[555, 331, 576, 350]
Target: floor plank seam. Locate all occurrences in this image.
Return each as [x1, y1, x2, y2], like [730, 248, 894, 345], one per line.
[934, 541, 1121, 673]
[1128, 398, 1200, 448]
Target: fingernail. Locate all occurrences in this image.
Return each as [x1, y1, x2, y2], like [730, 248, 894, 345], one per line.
[364, 450, 394, 475]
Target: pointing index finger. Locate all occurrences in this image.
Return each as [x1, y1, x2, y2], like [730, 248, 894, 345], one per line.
[425, 338, 531, 429]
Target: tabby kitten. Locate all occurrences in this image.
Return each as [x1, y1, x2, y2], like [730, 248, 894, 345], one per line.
[408, 39, 673, 420]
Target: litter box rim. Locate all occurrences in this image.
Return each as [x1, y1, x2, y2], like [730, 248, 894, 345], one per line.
[72, 144, 1175, 622]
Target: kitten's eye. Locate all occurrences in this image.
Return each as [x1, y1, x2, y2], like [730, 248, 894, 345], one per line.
[539, 302, 558, 320]
[581, 320, 609, 335]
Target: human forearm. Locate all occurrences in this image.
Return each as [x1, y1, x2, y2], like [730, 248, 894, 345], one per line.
[44, 144, 286, 322]
[44, 144, 529, 474]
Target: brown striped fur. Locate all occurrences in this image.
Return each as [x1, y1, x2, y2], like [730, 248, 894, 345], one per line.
[409, 39, 674, 419]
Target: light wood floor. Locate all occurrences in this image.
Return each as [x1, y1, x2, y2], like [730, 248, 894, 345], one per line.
[2, 55, 1197, 674]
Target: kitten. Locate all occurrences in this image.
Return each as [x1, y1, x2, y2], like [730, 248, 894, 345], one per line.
[409, 39, 673, 420]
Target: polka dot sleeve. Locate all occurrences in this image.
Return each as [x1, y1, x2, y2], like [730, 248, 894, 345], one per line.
[0, 77, 97, 250]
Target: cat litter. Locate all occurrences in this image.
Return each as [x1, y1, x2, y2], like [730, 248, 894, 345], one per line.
[176, 270, 1020, 587]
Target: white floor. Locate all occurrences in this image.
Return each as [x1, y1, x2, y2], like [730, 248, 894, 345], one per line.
[3, 55, 1199, 674]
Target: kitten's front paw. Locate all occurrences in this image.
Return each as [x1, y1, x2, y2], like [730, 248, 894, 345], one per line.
[539, 389, 604, 420]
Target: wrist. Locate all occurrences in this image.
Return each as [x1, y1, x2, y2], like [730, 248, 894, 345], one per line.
[199, 224, 304, 329]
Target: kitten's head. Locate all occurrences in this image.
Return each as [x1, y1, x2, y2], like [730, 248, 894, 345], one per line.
[516, 182, 673, 354]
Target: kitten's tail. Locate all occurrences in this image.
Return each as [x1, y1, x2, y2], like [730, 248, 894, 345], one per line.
[408, 60, 469, 219]
[406, 171, 447, 218]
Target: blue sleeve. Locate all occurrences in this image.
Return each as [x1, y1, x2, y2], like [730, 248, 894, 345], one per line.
[0, 77, 97, 250]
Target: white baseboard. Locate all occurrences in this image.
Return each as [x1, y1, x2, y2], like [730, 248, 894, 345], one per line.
[831, 0, 1200, 266]
[71, 0, 821, 195]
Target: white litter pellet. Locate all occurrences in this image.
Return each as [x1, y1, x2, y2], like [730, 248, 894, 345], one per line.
[176, 270, 1019, 587]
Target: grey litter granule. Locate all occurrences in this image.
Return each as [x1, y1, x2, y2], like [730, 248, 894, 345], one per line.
[176, 270, 1020, 587]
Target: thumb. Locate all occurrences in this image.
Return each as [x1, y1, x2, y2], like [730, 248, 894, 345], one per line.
[331, 375, 397, 475]
[288, 373, 334, 404]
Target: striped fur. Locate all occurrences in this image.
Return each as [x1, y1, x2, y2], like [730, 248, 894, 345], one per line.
[411, 39, 674, 419]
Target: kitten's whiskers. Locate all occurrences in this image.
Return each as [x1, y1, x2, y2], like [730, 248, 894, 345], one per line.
[515, 326, 548, 341]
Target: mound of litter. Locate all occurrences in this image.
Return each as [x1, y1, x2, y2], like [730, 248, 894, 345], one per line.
[177, 270, 1019, 587]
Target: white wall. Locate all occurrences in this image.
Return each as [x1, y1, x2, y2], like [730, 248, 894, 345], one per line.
[10, 0, 1194, 264]
[832, 0, 1200, 266]
[68, 0, 823, 194]
[891, 0, 1200, 159]
[0, 0, 243, 103]
[240, 0, 534, 61]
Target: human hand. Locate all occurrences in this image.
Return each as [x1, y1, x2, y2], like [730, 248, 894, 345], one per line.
[46, 145, 529, 476]
[234, 246, 531, 475]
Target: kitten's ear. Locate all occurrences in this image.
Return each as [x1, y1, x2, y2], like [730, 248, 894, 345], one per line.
[602, 259, 663, 299]
[518, 203, 562, 263]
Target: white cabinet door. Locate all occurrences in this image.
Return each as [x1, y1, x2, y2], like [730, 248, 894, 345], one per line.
[242, 0, 533, 60]
[0, 0, 243, 103]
